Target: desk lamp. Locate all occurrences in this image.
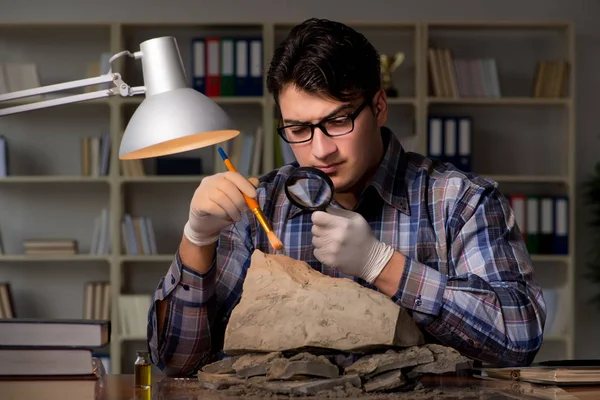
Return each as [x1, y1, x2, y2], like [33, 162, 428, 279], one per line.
[0, 36, 239, 159]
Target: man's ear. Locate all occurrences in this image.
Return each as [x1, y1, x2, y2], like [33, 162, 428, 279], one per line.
[372, 89, 388, 127]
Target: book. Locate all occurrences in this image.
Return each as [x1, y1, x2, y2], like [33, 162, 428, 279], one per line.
[0, 348, 94, 377]
[475, 375, 595, 400]
[0, 319, 110, 348]
[0, 378, 97, 399]
[482, 364, 600, 385]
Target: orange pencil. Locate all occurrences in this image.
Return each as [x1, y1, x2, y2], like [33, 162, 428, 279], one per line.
[217, 147, 284, 251]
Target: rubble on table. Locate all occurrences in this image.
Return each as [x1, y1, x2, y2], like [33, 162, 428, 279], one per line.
[197, 344, 473, 397]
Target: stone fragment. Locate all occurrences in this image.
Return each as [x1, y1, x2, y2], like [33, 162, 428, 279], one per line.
[223, 250, 424, 355]
[197, 371, 245, 390]
[266, 352, 339, 380]
[252, 374, 362, 396]
[410, 344, 473, 375]
[200, 355, 241, 374]
[288, 352, 319, 362]
[363, 369, 407, 392]
[232, 352, 283, 378]
[317, 381, 365, 398]
[345, 346, 435, 378]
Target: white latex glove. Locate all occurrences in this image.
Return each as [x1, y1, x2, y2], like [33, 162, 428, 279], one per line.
[311, 206, 395, 283]
[183, 172, 258, 247]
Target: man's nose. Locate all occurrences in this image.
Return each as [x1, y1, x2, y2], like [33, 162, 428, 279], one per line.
[311, 127, 337, 160]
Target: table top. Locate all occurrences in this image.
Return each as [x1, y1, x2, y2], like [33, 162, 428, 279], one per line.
[3, 373, 600, 399]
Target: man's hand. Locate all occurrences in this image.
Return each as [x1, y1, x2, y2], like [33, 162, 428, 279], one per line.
[184, 172, 257, 248]
[311, 206, 395, 283]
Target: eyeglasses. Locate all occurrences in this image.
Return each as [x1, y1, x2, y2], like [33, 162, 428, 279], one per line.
[277, 101, 369, 144]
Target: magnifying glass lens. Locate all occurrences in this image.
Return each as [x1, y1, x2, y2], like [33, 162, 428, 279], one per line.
[284, 167, 334, 212]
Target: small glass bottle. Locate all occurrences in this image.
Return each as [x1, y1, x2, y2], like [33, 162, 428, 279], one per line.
[134, 350, 152, 389]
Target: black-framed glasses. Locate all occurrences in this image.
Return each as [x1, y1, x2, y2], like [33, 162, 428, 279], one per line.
[277, 101, 369, 144]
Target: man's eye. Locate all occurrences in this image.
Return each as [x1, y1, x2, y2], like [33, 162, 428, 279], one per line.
[290, 127, 310, 134]
[326, 117, 349, 126]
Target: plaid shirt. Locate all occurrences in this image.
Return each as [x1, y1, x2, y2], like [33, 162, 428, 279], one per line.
[147, 127, 546, 376]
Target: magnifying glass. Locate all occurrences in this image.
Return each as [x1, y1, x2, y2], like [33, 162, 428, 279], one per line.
[284, 166, 335, 212]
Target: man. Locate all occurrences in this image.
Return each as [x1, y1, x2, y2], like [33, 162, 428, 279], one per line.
[147, 18, 546, 377]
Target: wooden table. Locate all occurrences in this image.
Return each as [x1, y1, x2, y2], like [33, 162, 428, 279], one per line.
[89, 374, 600, 399]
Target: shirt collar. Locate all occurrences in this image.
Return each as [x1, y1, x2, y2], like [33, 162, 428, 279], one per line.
[285, 126, 410, 219]
[362, 126, 410, 215]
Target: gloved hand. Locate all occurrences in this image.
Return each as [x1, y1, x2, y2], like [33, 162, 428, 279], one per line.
[183, 172, 258, 247]
[311, 206, 395, 283]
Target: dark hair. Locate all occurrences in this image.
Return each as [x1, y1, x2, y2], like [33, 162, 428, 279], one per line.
[266, 18, 381, 104]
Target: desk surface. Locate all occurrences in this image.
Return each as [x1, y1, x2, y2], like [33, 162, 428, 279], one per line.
[87, 374, 600, 400]
[2, 373, 599, 399]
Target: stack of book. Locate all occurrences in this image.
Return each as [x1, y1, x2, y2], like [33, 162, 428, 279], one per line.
[81, 132, 110, 177]
[22, 239, 78, 255]
[89, 208, 111, 255]
[427, 47, 501, 98]
[0, 319, 110, 398]
[83, 281, 110, 321]
[533, 60, 570, 98]
[121, 214, 157, 255]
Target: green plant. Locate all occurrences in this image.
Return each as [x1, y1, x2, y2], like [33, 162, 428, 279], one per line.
[583, 161, 600, 308]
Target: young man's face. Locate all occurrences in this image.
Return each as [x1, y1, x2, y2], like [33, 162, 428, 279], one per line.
[278, 85, 388, 194]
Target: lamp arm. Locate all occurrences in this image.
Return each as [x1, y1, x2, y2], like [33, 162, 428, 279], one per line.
[0, 74, 117, 103]
[108, 50, 142, 72]
[0, 49, 146, 117]
[0, 88, 112, 116]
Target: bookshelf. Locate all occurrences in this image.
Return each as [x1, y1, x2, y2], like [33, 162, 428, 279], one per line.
[0, 20, 575, 373]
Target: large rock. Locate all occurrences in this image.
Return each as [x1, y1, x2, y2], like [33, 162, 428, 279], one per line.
[223, 250, 424, 355]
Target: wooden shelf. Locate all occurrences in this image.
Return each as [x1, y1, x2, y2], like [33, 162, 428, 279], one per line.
[387, 97, 417, 105]
[119, 175, 206, 184]
[427, 97, 571, 106]
[118, 96, 264, 106]
[0, 176, 110, 184]
[120, 255, 174, 263]
[531, 255, 570, 263]
[425, 21, 571, 30]
[0, 255, 110, 262]
[0, 98, 111, 108]
[483, 175, 569, 184]
[120, 173, 272, 184]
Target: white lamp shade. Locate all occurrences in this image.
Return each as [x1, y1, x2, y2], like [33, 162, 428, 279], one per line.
[118, 36, 240, 160]
[119, 87, 239, 159]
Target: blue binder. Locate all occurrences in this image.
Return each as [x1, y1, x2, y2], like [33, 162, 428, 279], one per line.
[190, 38, 206, 94]
[427, 116, 443, 161]
[553, 196, 569, 255]
[234, 38, 251, 96]
[443, 117, 458, 167]
[248, 37, 263, 96]
[456, 116, 472, 172]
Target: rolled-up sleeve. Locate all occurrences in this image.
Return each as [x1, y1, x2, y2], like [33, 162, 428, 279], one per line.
[393, 184, 546, 367]
[147, 251, 219, 376]
[146, 208, 256, 377]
